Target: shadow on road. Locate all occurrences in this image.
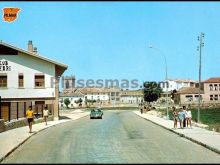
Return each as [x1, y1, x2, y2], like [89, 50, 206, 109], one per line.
[59, 116, 71, 120]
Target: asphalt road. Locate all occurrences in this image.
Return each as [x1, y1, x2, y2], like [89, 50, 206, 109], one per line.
[2, 110, 220, 163]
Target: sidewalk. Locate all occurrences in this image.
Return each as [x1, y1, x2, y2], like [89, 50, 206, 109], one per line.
[0, 109, 90, 162]
[133, 110, 220, 155]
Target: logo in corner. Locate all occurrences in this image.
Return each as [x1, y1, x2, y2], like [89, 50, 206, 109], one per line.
[3, 7, 21, 23]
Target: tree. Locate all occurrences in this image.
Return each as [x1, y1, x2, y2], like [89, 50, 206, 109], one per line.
[87, 99, 96, 106]
[171, 89, 177, 101]
[143, 81, 162, 103]
[64, 98, 70, 108]
[75, 98, 83, 107]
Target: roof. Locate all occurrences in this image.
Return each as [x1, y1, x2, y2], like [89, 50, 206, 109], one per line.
[203, 77, 220, 83]
[0, 40, 68, 75]
[177, 87, 204, 94]
[82, 87, 121, 94]
[120, 89, 143, 96]
[168, 79, 196, 83]
[61, 87, 121, 95]
[60, 89, 84, 97]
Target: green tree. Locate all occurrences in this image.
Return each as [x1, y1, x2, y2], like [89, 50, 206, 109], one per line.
[143, 81, 162, 103]
[87, 99, 96, 106]
[75, 98, 83, 107]
[64, 98, 70, 108]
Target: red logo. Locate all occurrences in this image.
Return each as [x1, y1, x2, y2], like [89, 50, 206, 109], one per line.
[3, 7, 21, 23]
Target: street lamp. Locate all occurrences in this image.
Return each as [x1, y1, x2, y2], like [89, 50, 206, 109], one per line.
[148, 45, 169, 120]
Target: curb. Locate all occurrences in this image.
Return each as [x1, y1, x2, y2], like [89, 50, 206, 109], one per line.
[0, 113, 89, 163]
[133, 111, 220, 155]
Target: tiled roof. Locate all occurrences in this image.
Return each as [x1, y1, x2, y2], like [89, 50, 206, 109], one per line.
[60, 89, 84, 97]
[120, 90, 143, 96]
[203, 77, 220, 83]
[78, 87, 120, 94]
[177, 87, 204, 94]
[60, 87, 121, 96]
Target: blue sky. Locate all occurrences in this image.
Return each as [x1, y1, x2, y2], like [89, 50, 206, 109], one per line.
[1, 2, 220, 84]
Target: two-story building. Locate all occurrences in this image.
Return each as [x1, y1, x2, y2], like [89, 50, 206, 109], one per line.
[0, 40, 67, 121]
[120, 89, 143, 104]
[203, 77, 220, 106]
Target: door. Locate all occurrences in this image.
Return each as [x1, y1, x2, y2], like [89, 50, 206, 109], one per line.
[1, 102, 9, 121]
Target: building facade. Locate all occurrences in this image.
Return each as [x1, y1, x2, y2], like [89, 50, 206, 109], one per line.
[0, 40, 67, 121]
[202, 77, 220, 105]
[120, 90, 143, 104]
[174, 87, 203, 105]
[59, 87, 121, 108]
[161, 79, 196, 92]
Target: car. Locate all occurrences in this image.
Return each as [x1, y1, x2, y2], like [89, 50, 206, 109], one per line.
[90, 108, 103, 119]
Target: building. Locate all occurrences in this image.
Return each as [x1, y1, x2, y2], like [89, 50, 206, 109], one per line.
[120, 89, 143, 104]
[174, 87, 203, 105]
[161, 79, 196, 92]
[202, 77, 220, 105]
[59, 87, 121, 108]
[0, 40, 68, 121]
[59, 89, 85, 108]
[62, 75, 75, 89]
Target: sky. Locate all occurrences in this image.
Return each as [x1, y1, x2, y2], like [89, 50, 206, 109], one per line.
[1, 1, 220, 86]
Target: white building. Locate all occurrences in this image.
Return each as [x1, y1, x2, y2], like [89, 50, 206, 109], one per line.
[0, 40, 67, 121]
[161, 79, 196, 92]
[59, 89, 85, 108]
[59, 86, 121, 108]
[120, 90, 143, 104]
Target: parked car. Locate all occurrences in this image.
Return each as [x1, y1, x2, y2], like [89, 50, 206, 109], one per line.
[90, 108, 103, 119]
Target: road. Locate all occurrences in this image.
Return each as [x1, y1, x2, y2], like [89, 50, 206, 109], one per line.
[2, 110, 220, 163]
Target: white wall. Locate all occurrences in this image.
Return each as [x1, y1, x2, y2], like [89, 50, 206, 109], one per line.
[162, 80, 193, 92]
[0, 52, 56, 99]
[86, 93, 109, 101]
[120, 96, 142, 104]
[59, 96, 84, 108]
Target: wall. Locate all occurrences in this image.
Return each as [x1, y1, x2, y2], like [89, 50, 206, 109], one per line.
[0, 52, 56, 99]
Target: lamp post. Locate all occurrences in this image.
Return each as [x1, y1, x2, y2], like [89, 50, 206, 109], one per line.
[148, 45, 169, 120]
[197, 32, 204, 123]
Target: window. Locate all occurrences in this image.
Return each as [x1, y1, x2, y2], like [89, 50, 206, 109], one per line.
[195, 95, 202, 101]
[185, 95, 193, 102]
[214, 84, 218, 91]
[214, 95, 218, 101]
[35, 75, 45, 88]
[209, 84, 213, 91]
[0, 75, 7, 87]
[210, 95, 213, 101]
[18, 74, 24, 88]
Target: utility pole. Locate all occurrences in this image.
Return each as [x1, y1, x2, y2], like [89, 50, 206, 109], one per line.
[197, 32, 204, 123]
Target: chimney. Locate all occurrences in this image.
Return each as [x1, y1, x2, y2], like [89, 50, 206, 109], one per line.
[28, 40, 33, 52]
